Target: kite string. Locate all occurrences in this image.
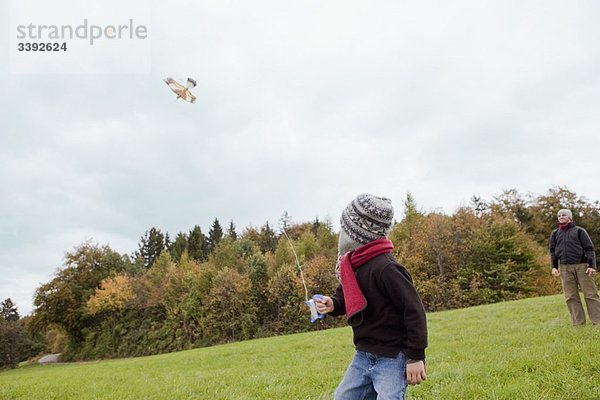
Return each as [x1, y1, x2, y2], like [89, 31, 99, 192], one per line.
[280, 228, 309, 303]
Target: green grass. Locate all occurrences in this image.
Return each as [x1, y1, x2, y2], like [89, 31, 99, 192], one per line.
[1, 295, 599, 399]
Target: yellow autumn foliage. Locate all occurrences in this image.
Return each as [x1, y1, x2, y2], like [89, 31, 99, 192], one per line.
[86, 275, 134, 315]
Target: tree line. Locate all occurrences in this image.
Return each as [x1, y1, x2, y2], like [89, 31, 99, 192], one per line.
[2, 186, 599, 367]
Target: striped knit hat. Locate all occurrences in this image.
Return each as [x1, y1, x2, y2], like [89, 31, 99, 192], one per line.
[338, 194, 394, 254]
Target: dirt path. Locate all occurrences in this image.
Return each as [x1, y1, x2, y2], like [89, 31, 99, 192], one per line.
[38, 353, 62, 364]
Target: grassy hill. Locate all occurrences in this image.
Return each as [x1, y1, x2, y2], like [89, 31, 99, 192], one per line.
[1, 294, 599, 399]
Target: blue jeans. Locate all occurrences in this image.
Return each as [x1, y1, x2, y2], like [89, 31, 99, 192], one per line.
[334, 351, 407, 400]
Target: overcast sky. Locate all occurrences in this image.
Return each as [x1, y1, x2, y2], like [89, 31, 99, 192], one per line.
[2, 0, 600, 315]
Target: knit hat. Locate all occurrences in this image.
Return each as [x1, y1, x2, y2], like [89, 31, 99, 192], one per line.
[339, 193, 394, 255]
[557, 209, 573, 219]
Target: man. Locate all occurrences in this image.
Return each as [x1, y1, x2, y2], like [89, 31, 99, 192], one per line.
[549, 209, 600, 325]
[316, 193, 427, 400]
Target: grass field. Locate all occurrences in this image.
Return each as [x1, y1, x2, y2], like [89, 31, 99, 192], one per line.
[1, 294, 599, 399]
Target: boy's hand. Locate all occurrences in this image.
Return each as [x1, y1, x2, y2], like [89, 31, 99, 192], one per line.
[552, 268, 560, 277]
[315, 296, 334, 314]
[406, 361, 427, 385]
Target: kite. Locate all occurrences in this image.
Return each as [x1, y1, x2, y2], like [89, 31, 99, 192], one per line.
[163, 77, 197, 103]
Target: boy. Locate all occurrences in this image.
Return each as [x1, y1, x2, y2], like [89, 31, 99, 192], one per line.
[316, 193, 428, 400]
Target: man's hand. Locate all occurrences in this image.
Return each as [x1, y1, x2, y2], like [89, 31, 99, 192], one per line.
[315, 296, 334, 314]
[586, 267, 597, 277]
[552, 268, 560, 277]
[406, 361, 427, 385]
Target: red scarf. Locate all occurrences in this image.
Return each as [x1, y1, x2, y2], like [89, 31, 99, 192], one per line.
[559, 222, 570, 231]
[340, 238, 394, 326]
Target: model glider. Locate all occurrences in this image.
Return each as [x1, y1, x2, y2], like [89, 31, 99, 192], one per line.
[163, 77, 197, 103]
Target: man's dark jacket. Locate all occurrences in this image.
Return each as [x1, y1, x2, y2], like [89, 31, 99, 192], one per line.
[549, 222, 597, 270]
[329, 253, 428, 361]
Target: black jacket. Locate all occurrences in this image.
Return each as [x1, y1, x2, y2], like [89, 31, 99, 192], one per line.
[330, 253, 428, 361]
[549, 222, 596, 269]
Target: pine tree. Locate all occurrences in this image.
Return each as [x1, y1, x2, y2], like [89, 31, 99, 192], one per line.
[227, 220, 238, 241]
[404, 192, 420, 220]
[169, 232, 188, 262]
[136, 228, 167, 268]
[259, 222, 277, 253]
[188, 225, 209, 262]
[1, 298, 19, 322]
[208, 218, 224, 252]
[390, 192, 423, 246]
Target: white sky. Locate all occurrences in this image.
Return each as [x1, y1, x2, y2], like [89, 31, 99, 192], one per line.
[2, 0, 600, 315]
